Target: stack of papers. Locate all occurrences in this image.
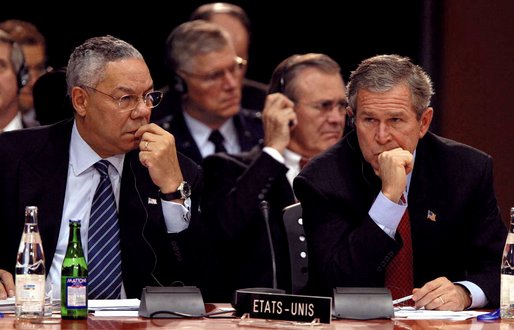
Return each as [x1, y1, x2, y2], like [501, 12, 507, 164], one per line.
[88, 299, 140, 311]
[394, 307, 489, 320]
[89, 299, 140, 317]
[0, 297, 141, 317]
[0, 297, 15, 313]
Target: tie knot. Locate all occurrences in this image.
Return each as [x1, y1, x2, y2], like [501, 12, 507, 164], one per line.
[208, 130, 227, 153]
[299, 157, 310, 169]
[94, 160, 110, 177]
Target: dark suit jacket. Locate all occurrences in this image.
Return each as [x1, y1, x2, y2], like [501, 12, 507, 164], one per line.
[200, 146, 294, 302]
[0, 119, 203, 299]
[294, 130, 507, 307]
[151, 90, 264, 165]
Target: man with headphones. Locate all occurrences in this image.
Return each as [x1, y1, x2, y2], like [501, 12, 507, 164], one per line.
[0, 20, 49, 128]
[152, 20, 263, 165]
[189, 3, 268, 111]
[199, 53, 347, 302]
[0, 29, 29, 133]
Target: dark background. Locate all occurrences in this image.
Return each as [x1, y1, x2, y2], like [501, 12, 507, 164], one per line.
[2, 0, 513, 222]
[2, 1, 423, 89]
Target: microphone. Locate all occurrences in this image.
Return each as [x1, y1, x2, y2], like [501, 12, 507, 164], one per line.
[232, 200, 284, 315]
[259, 200, 277, 289]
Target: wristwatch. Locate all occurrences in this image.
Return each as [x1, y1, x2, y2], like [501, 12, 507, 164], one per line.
[159, 181, 191, 201]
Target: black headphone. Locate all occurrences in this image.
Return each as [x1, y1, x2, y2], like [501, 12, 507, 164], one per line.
[10, 40, 29, 90]
[172, 74, 187, 94]
[0, 29, 28, 91]
[268, 55, 303, 96]
[165, 25, 188, 95]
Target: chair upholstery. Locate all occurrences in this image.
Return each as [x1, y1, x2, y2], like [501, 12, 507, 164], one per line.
[282, 202, 308, 294]
[33, 68, 74, 125]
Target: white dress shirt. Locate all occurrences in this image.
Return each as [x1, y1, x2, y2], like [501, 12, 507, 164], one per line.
[183, 111, 240, 157]
[2, 112, 23, 132]
[367, 150, 485, 308]
[46, 122, 190, 299]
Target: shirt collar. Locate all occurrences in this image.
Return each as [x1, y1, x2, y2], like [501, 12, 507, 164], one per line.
[69, 121, 125, 176]
[3, 112, 23, 132]
[182, 111, 238, 151]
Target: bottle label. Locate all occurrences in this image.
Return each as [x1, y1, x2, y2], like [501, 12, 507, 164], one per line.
[501, 274, 514, 317]
[15, 274, 45, 313]
[65, 277, 87, 309]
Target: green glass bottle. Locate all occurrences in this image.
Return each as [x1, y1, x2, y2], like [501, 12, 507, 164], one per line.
[61, 219, 88, 320]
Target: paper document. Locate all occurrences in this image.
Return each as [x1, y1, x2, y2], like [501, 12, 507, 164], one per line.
[94, 310, 139, 317]
[394, 307, 489, 320]
[0, 297, 14, 313]
[88, 299, 140, 311]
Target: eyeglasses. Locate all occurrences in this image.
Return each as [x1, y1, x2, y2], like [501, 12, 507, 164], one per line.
[82, 85, 163, 112]
[179, 56, 247, 85]
[295, 99, 349, 114]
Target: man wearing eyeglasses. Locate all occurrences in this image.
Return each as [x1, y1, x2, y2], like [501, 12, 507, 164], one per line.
[152, 20, 263, 165]
[0, 35, 202, 300]
[199, 53, 347, 302]
[189, 2, 269, 112]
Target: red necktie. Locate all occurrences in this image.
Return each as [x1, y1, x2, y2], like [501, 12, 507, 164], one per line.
[384, 208, 413, 301]
[299, 157, 310, 169]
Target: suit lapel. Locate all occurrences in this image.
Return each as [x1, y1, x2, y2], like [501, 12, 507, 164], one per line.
[233, 110, 263, 152]
[168, 111, 203, 164]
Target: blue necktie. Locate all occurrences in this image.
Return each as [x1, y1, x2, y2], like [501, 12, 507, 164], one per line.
[88, 160, 122, 299]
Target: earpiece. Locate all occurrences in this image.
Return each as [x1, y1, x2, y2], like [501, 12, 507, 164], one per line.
[276, 58, 297, 95]
[346, 115, 355, 132]
[5, 36, 28, 90]
[268, 55, 302, 95]
[172, 74, 187, 94]
[16, 60, 29, 90]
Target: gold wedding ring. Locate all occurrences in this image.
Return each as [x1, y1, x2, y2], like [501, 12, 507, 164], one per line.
[145, 141, 149, 151]
[438, 296, 444, 304]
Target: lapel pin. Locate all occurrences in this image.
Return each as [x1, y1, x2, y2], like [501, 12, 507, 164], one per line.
[148, 198, 157, 205]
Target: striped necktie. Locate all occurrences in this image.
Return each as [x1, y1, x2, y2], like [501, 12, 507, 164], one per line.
[88, 160, 122, 299]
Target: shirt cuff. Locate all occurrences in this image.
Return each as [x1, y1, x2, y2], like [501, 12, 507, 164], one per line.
[369, 192, 407, 238]
[162, 197, 191, 233]
[263, 147, 285, 164]
[455, 281, 486, 309]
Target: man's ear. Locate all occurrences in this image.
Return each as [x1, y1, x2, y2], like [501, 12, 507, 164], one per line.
[347, 107, 356, 129]
[419, 107, 433, 138]
[71, 86, 88, 117]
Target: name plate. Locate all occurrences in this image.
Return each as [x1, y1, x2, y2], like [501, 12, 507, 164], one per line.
[233, 289, 332, 324]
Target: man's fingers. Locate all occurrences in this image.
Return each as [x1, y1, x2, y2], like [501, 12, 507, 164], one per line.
[0, 270, 15, 299]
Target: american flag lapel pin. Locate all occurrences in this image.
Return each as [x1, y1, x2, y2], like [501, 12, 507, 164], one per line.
[427, 210, 437, 222]
[148, 197, 157, 205]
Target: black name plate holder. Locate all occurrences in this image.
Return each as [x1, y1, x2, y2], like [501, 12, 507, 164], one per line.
[233, 289, 332, 324]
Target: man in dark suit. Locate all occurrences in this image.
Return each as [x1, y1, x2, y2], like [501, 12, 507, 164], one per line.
[0, 35, 202, 300]
[151, 20, 263, 165]
[200, 53, 347, 301]
[294, 54, 507, 311]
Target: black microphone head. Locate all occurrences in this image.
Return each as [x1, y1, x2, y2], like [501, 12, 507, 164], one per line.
[259, 200, 270, 211]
